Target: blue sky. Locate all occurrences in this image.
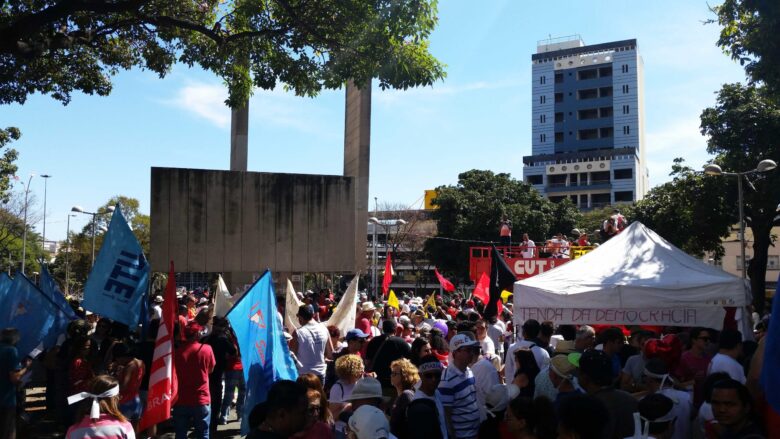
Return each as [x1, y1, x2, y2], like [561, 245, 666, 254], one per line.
[0, 0, 747, 243]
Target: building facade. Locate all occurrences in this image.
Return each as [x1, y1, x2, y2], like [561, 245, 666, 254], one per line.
[523, 36, 649, 209]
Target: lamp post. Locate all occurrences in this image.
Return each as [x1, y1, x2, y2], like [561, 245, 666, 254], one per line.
[41, 174, 51, 252]
[20, 174, 35, 275]
[71, 205, 115, 267]
[65, 213, 76, 293]
[704, 159, 777, 279]
[369, 217, 407, 299]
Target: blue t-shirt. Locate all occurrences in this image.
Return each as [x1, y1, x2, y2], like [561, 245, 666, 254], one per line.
[0, 343, 21, 407]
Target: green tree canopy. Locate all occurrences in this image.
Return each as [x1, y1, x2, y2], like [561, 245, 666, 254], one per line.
[699, 82, 780, 313]
[1, 0, 446, 106]
[425, 170, 581, 282]
[713, 0, 780, 96]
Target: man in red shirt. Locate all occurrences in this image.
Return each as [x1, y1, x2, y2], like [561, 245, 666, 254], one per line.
[173, 322, 216, 439]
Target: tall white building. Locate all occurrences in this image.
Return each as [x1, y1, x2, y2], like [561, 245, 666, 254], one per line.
[522, 36, 649, 208]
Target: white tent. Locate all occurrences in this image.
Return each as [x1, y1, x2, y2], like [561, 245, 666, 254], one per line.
[513, 222, 751, 330]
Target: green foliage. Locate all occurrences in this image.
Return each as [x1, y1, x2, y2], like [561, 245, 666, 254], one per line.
[631, 158, 735, 259]
[713, 0, 780, 97]
[699, 82, 780, 312]
[0, 0, 446, 106]
[425, 170, 581, 282]
[0, 128, 19, 204]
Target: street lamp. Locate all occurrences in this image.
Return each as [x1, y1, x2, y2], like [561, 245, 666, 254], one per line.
[41, 174, 51, 253]
[65, 213, 76, 293]
[703, 159, 777, 278]
[20, 174, 35, 275]
[71, 205, 115, 267]
[368, 217, 407, 299]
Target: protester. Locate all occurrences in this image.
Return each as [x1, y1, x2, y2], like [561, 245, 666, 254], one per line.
[439, 333, 481, 439]
[511, 348, 541, 398]
[474, 320, 495, 356]
[203, 316, 236, 431]
[504, 319, 550, 381]
[365, 319, 411, 395]
[173, 322, 216, 439]
[326, 328, 368, 390]
[504, 395, 557, 439]
[108, 342, 145, 432]
[556, 393, 610, 439]
[389, 358, 419, 438]
[620, 330, 656, 392]
[412, 355, 448, 439]
[547, 354, 582, 410]
[293, 376, 333, 439]
[578, 349, 638, 439]
[291, 304, 333, 382]
[709, 378, 766, 438]
[1, 328, 32, 439]
[707, 329, 746, 384]
[574, 325, 596, 352]
[347, 405, 393, 439]
[247, 380, 308, 439]
[69, 337, 95, 395]
[470, 345, 500, 421]
[636, 393, 677, 439]
[642, 358, 692, 439]
[66, 375, 135, 439]
[219, 324, 246, 425]
[410, 337, 433, 366]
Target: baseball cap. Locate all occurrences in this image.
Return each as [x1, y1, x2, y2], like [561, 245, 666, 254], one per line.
[449, 333, 480, 352]
[348, 405, 391, 439]
[343, 377, 383, 401]
[345, 328, 369, 341]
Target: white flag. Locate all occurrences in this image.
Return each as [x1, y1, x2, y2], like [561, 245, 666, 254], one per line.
[284, 279, 303, 332]
[215, 274, 237, 317]
[325, 275, 359, 338]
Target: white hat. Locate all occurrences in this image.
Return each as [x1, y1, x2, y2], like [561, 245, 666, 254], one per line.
[153, 295, 164, 303]
[360, 302, 376, 312]
[484, 384, 521, 415]
[348, 405, 391, 439]
[343, 377, 383, 401]
[449, 333, 480, 352]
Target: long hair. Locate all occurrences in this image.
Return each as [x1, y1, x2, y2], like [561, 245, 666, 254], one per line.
[296, 373, 332, 423]
[77, 375, 127, 423]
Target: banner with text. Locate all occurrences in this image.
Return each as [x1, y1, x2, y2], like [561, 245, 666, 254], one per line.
[515, 306, 727, 328]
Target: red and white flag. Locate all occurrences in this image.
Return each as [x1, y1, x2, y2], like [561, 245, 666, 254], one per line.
[139, 262, 178, 430]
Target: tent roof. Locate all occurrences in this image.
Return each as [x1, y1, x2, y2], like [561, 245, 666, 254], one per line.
[513, 222, 749, 309]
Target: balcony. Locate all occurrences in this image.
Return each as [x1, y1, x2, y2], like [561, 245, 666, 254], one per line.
[546, 181, 612, 193]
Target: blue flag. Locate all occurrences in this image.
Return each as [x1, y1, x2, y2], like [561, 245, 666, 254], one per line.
[0, 272, 12, 303]
[39, 264, 77, 319]
[226, 270, 298, 434]
[761, 272, 780, 412]
[83, 205, 149, 328]
[0, 274, 71, 357]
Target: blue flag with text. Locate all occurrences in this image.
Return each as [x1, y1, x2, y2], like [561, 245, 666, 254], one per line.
[761, 272, 780, 413]
[226, 270, 298, 434]
[0, 274, 72, 357]
[82, 205, 149, 328]
[40, 264, 77, 319]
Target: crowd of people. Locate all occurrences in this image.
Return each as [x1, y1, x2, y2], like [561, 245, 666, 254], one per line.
[0, 283, 775, 439]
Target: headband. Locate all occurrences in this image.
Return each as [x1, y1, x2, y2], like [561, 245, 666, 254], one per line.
[418, 361, 444, 373]
[642, 367, 673, 389]
[67, 385, 120, 420]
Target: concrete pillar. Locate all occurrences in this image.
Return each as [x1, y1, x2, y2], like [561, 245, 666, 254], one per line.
[343, 80, 372, 272]
[230, 103, 249, 171]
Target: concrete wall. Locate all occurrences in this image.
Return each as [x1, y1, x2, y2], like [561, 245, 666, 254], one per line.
[150, 167, 356, 274]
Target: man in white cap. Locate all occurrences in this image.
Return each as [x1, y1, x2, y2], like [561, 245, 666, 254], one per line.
[151, 295, 163, 320]
[438, 333, 481, 439]
[413, 355, 448, 438]
[348, 405, 395, 439]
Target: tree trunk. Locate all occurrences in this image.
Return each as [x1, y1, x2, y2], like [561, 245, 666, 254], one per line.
[748, 221, 772, 315]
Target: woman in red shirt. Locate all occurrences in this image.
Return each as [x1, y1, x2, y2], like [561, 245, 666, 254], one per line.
[69, 337, 94, 394]
[108, 342, 145, 432]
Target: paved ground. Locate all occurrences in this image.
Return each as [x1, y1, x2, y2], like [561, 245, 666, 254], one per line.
[21, 387, 244, 438]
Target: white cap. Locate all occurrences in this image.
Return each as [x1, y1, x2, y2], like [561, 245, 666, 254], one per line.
[348, 405, 391, 439]
[449, 333, 479, 352]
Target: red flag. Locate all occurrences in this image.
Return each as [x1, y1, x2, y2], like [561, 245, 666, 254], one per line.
[472, 272, 490, 304]
[382, 252, 393, 297]
[434, 268, 456, 292]
[139, 262, 178, 430]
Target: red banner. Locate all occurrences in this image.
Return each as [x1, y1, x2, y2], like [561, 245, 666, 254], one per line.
[139, 262, 178, 430]
[508, 258, 569, 279]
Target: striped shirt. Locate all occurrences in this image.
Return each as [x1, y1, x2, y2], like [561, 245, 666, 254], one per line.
[66, 414, 135, 439]
[438, 365, 480, 439]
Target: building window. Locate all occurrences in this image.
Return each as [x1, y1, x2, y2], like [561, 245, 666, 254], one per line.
[577, 109, 598, 120]
[622, 64, 629, 73]
[622, 104, 629, 114]
[599, 86, 613, 97]
[555, 132, 564, 143]
[540, 133, 546, 143]
[555, 112, 564, 123]
[578, 88, 598, 100]
[555, 92, 563, 103]
[614, 191, 634, 202]
[540, 95, 546, 104]
[736, 256, 752, 271]
[555, 72, 563, 83]
[527, 175, 543, 185]
[578, 129, 599, 140]
[613, 168, 633, 179]
[540, 114, 546, 123]
[599, 127, 614, 138]
[599, 66, 612, 77]
[540, 75, 546, 84]
[578, 69, 598, 80]
[600, 107, 613, 118]
[623, 126, 631, 135]
[622, 84, 629, 94]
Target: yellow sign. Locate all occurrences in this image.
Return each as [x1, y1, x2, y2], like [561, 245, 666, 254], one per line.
[424, 190, 438, 210]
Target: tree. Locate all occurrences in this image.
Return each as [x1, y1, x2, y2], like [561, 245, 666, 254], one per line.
[1, 0, 446, 107]
[713, 0, 780, 96]
[0, 128, 19, 203]
[631, 158, 735, 258]
[699, 83, 780, 313]
[425, 170, 581, 282]
[0, 190, 44, 275]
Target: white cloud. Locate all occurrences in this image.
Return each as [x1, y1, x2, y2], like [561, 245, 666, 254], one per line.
[166, 82, 231, 129]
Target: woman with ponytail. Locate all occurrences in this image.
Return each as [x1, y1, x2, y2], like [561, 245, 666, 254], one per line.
[66, 375, 135, 439]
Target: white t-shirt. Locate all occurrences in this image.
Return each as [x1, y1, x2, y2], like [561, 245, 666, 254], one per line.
[413, 389, 449, 439]
[659, 388, 692, 439]
[488, 320, 506, 354]
[330, 380, 355, 434]
[707, 353, 746, 384]
[479, 337, 495, 356]
[471, 357, 500, 421]
[295, 321, 330, 377]
[521, 240, 536, 258]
